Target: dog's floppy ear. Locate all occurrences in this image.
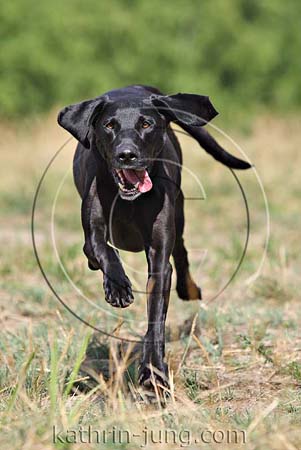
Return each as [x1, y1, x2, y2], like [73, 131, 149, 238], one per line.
[150, 93, 218, 126]
[151, 93, 251, 170]
[57, 95, 108, 148]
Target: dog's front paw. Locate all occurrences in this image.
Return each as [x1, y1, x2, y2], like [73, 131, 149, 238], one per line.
[103, 273, 134, 308]
[138, 362, 169, 391]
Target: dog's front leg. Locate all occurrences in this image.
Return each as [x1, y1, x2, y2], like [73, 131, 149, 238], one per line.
[139, 220, 175, 389]
[82, 179, 133, 308]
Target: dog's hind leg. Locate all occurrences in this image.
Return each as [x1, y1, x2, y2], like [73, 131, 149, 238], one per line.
[172, 190, 202, 300]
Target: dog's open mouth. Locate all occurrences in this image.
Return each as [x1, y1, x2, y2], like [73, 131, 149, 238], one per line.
[114, 168, 153, 200]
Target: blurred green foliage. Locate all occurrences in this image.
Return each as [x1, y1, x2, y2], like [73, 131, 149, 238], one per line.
[0, 0, 300, 119]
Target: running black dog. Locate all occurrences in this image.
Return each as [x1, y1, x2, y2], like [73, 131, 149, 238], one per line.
[58, 85, 250, 389]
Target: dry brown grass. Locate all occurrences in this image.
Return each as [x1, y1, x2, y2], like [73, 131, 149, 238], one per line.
[0, 112, 300, 449]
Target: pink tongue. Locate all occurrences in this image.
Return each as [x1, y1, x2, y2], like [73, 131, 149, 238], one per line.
[122, 169, 153, 193]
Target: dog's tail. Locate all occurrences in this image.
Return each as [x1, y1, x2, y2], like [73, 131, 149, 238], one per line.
[180, 124, 251, 170]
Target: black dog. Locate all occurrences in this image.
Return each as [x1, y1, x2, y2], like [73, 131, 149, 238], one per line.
[58, 85, 250, 389]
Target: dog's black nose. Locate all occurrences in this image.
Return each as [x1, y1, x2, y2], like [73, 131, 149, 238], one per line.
[117, 149, 138, 163]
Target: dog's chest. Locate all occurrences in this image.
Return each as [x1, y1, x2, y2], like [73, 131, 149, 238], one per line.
[104, 201, 145, 252]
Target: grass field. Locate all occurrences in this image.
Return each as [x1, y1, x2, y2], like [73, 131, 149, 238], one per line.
[0, 113, 300, 449]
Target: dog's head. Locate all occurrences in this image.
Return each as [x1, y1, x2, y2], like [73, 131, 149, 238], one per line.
[58, 87, 250, 200]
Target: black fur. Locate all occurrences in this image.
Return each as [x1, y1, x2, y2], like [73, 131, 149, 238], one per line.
[58, 85, 251, 389]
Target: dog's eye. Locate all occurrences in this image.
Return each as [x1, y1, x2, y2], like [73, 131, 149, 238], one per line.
[141, 120, 151, 129]
[105, 121, 114, 130]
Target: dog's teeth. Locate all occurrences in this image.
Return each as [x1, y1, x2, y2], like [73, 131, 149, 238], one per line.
[135, 182, 139, 188]
[119, 184, 139, 195]
[116, 170, 125, 183]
